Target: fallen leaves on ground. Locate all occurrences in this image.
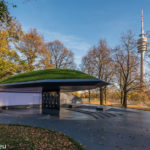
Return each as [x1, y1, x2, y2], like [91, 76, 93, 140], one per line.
[0, 125, 84, 150]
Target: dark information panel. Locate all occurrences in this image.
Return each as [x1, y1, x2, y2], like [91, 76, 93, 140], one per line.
[42, 91, 60, 115]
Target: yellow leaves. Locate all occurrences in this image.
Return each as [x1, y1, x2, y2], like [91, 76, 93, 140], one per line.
[0, 19, 24, 80]
[73, 92, 81, 98]
[23, 28, 44, 49]
[128, 91, 149, 102]
[17, 28, 52, 71]
[6, 19, 23, 42]
[0, 30, 9, 53]
[0, 59, 17, 81]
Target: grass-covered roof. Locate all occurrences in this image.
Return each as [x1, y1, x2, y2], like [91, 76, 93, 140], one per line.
[0, 69, 96, 84]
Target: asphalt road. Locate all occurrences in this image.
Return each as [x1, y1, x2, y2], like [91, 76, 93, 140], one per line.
[0, 106, 150, 150]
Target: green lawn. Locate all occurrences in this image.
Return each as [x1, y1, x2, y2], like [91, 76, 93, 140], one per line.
[0, 124, 85, 150]
[0, 69, 96, 84]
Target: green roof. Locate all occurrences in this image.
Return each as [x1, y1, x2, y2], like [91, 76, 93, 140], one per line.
[0, 69, 96, 84]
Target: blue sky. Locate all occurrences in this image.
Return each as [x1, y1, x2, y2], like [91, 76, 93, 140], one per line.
[10, 0, 150, 66]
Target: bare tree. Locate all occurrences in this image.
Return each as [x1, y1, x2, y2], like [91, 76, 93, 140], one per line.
[47, 40, 76, 69]
[81, 39, 113, 105]
[95, 40, 113, 105]
[113, 30, 140, 107]
[81, 53, 95, 103]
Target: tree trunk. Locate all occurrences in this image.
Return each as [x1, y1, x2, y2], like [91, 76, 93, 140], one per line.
[119, 70, 124, 105]
[104, 86, 107, 104]
[88, 90, 91, 104]
[120, 90, 123, 105]
[99, 87, 103, 105]
[123, 89, 127, 108]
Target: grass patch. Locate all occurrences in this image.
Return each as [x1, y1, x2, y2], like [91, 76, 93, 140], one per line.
[0, 69, 96, 84]
[0, 124, 85, 150]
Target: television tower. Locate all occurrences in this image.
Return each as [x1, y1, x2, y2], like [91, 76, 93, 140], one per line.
[137, 9, 147, 89]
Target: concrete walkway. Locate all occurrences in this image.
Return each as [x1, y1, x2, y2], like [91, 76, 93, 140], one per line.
[0, 106, 150, 150]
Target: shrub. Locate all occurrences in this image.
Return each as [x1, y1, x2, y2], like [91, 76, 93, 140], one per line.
[128, 92, 149, 103]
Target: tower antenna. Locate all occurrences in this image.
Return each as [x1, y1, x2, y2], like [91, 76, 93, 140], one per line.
[141, 8, 144, 37]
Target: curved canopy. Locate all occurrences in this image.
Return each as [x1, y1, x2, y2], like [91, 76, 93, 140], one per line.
[0, 69, 109, 92]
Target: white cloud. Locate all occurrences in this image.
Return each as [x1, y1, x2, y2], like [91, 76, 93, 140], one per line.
[41, 30, 90, 51]
[39, 29, 91, 65]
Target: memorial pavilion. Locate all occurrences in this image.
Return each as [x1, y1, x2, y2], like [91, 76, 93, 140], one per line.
[0, 69, 108, 115]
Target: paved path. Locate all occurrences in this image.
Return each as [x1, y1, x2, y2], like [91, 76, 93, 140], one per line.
[0, 106, 150, 150]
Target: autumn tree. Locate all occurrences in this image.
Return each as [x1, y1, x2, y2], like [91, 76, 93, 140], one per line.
[16, 28, 51, 71]
[0, 0, 11, 25]
[47, 40, 76, 69]
[0, 0, 23, 80]
[92, 40, 113, 105]
[81, 40, 113, 105]
[38, 47, 53, 69]
[81, 51, 95, 103]
[113, 30, 140, 108]
[0, 29, 18, 80]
